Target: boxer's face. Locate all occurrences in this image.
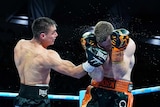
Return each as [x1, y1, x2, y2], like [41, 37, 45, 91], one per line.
[41, 25, 58, 47]
[47, 25, 58, 45]
[98, 35, 112, 52]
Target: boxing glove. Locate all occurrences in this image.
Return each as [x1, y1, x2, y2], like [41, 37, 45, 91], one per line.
[82, 46, 108, 72]
[86, 46, 108, 67]
[111, 28, 130, 52]
[81, 31, 108, 72]
[81, 31, 97, 50]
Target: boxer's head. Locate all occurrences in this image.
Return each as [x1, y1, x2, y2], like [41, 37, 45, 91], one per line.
[94, 21, 114, 51]
[94, 21, 114, 43]
[31, 17, 57, 39]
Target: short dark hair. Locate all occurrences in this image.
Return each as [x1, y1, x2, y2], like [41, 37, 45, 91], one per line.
[31, 17, 57, 38]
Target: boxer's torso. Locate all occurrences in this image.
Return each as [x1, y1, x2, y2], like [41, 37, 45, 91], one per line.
[102, 38, 135, 81]
[14, 39, 51, 85]
[103, 51, 133, 81]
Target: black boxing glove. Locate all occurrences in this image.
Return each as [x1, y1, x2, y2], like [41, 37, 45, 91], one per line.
[82, 46, 108, 72]
[86, 46, 108, 66]
[111, 28, 130, 52]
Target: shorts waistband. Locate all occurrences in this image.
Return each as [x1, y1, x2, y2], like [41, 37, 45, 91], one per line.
[91, 77, 133, 92]
[19, 84, 49, 99]
[35, 84, 49, 87]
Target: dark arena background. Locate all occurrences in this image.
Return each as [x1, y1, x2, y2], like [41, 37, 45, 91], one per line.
[0, 0, 160, 107]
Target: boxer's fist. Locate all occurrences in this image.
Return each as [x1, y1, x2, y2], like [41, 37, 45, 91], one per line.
[82, 46, 108, 72]
[86, 46, 108, 67]
[111, 28, 129, 52]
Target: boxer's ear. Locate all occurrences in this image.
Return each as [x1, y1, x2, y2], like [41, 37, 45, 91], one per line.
[40, 33, 46, 39]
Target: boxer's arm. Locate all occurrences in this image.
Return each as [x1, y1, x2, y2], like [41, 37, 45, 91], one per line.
[124, 38, 136, 57]
[47, 50, 86, 79]
[124, 38, 136, 69]
[88, 66, 104, 82]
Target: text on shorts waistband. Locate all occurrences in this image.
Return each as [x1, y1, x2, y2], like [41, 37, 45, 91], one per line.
[91, 77, 133, 92]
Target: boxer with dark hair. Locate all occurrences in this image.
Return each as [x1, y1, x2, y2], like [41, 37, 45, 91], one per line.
[81, 21, 136, 107]
[13, 17, 108, 107]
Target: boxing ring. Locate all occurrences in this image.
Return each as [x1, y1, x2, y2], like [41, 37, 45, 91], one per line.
[0, 86, 160, 106]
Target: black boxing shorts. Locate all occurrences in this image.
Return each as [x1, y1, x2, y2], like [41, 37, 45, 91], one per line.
[14, 84, 50, 107]
[81, 77, 133, 107]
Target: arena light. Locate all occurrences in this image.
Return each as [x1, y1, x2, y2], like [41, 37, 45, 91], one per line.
[145, 35, 160, 46]
[8, 15, 29, 26]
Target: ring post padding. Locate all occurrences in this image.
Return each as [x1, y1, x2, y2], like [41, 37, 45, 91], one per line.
[79, 90, 86, 107]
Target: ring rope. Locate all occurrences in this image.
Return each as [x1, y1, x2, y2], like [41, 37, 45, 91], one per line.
[0, 86, 160, 99]
[131, 86, 160, 95]
[0, 86, 160, 106]
[0, 92, 79, 100]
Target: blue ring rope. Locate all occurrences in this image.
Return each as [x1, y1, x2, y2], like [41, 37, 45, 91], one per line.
[131, 86, 160, 95]
[0, 92, 79, 100]
[0, 86, 159, 100]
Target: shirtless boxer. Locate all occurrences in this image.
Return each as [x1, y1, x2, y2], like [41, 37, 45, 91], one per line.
[13, 17, 108, 107]
[81, 21, 136, 107]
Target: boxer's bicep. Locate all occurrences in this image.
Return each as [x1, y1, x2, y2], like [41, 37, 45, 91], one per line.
[47, 50, 81, 76]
